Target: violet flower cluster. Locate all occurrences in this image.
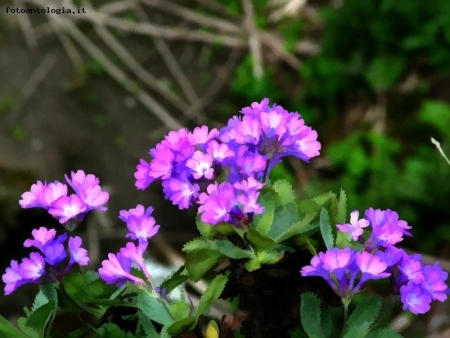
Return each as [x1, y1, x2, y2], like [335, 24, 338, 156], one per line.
[134, 98, 321, 226]
[301, 209, 448, 314]
[2, 227, 89, 295]
[98, 205, 160, 287]
[19, 170, 109, 229]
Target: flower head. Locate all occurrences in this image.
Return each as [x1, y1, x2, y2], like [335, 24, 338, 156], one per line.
[121, 205, 160, 242]
[98, 253, 144, 287]
[336, 211, 369, 241]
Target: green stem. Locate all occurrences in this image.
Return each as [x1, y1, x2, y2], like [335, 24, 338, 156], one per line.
[262, 159, 271, 183]
[340, 297, 351, 338]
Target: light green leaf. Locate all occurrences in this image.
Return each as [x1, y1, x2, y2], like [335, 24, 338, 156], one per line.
[196, 215, 217, 239]
[160, 265, 189, 293]
[300, 292, 324, 338]
[195, 274, 228, 317]
[246, 228, 278, 252]
[256, 250, 284, 264]
[138, 311, 159, 337]
[183, 238, 217, 253]
[31, 290, 49, 313]
[343, 295, 382, 338]
[272, 179, 296, 205]
[137, 291, 173, 326]
[169, 301, 191, 321]
[337, 189, 347, 225]
[244, 258, 261, 271]
[320, 208, 334, 249]
[215, 240, 255, 259]
[0, 314, 30, 338]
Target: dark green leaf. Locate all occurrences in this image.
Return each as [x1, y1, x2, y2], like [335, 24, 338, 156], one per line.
[365, 56, 405, 91]
[267, 203, 301, 242]
[166, 317, 197, 336]
[343, 295, 382, 338]
[367, 328, 404, 338]
[26, 301, 55, 338]
[195, 274, 228, 317]
[300, 293, 324, 338]
[169, 301, 191, 321]
[215, 240, 255, 259]
[137, 291, 173, 326]
[320, 208, 334, 249]
[137, 311, 159, 337]
[160, 265, 189, 293]
[185, 249, 224, 282]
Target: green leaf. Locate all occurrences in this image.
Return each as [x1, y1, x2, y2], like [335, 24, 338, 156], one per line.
[337, 189, 347, 225]
[244, 257, 261, 271]
[161, 265, 189, 293]
[62, 272, 117, 303]
[26, 301, 55, 338]
[17, 317, 37, 338]
[137, 310, 159, 337]
[183, 238, 217, 253]
[137, 291, 173, 326]
[272, 179, 296, 205]
[31, 290, 49, 313]
[246, 228, 278, 252]
[169, 301, 191, 320]
[267, 203, 301, 242]
[253, 189, 276, 234]
[196, 215, 217, 239]
[96, 323, 132, 338]
[195, 274, 228, 317]
[320, 208, 334, 249]
[275, 212, 318, 243]
[185, 249, 223, 282]
[418, 100, 450, 135]
[166, 317, 197, 336]
[215, 240, 255, 259]
[321, 308, 333, 338]
[300, 292, 324, 338]
[0, 314, 30, 338]
[343, 295, 382, 338]
[365, 56, 405, 91]
[367, 328, 404, 338]
[256, 250, 284, 264]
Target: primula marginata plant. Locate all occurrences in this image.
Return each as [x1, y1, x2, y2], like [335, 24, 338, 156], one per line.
[1, 99, 448, 338]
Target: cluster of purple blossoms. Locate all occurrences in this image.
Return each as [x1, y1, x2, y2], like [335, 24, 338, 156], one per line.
[98, 205, 160, 287]
[2, 227, 89, 295]
[301, 208, 448, 314]
[19, 170, 109, 229]
[134, 98, 321, 226]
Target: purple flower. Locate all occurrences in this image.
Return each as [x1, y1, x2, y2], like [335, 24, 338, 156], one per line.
[188, 126, 218, 146]
[400, 282, 432, 314]
[48, 194, 87, 224]
[23, 227, 57, 251]
[119, 204, 154, 223]
[365, 208, 412, 249]
[19, 181, 67, 209]
[98, 253, 145, 287]
[422, 262, 448, 302]
[2, 260, 27, 295]
[134, 159, 154, 190]
[121, 206, 160, 242]
[120, 242, 152, 280]
[206, 140, 234, 163]
[336, 211, 369, 241]
[20, 252, 46, 280]
[68, 236, 90, 267]
[185, 151, 214, 180]
[162, 176, 200, 209]
[354, 251, 390, 290]
[43, 241, 67, 265]
[198, 182, 236, 225]
[65, 170, 109, 212]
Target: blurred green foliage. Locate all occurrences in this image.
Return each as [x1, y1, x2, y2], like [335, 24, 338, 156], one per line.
[224, 0, 450, 253]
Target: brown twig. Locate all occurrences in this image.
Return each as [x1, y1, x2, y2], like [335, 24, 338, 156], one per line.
[242, 0, 264, 78]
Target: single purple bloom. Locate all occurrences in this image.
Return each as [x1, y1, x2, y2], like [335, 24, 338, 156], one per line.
[124, 212, 160, 242]
[198, 182, 236, 225]
[148, 144, 175, 180]
[119, 204, 154, 223]
[422, 262, 448, 302]
[237, 190, 263, 214]
[38, 182, 68, 208]
[400, 282, 432, 314]
[120, 242, 151, 281]
[48, 194, 87, 224]
[233, 177, 264, 192]
[134, 159, 154, 190]
[336, 211, 369, 241]
[188, 126, 219, 146]
[20, 252, 45, 280]
[98, 253, 145, 287]
[19, 181, 46, 208]
[43, 242, 67, 266]
[398, 254, 424, 284]
[206, 140, 234, 162]
[68, 236, 90, 267]
[65, 170, 109, 211]
[162, 176, 199, 209]
[2, 260, 28, 295]
[23, 227, 57, 251]
[354, 251, 390, 291]
[185, 151, 214, 180]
